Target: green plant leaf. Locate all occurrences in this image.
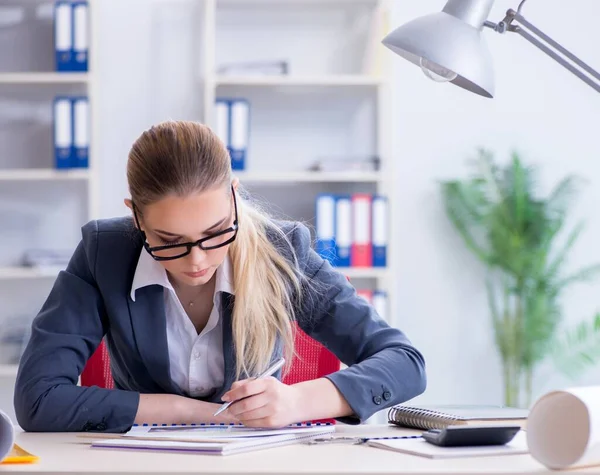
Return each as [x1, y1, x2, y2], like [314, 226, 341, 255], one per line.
[557, 264, 600, 289]
[551, 313, 600, 378]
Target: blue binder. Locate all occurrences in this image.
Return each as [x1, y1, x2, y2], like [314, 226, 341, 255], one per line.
[372, 195, 388, 267]
[315, 194, 337, 265]
[229, 99, 249, 170]
[215, 99, 231, 158]
[335, 195, 352, 267]
[72, 2, 89, 71]
[53, 97, 73, 169]
[54, 2, 73, 71]
[72, 96, 89, 168]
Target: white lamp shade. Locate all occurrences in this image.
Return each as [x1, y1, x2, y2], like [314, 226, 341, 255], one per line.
[382, 11, 495, 98]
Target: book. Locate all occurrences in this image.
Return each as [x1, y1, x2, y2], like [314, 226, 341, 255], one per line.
[527, 386, 600, 470]
[387, 404, 528, 430]
[0, 409, 38, 464]
[90, 424, 335, 456]
[366, 431, 528, 459]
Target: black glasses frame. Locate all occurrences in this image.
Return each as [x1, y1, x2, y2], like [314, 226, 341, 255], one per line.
[132, 185, 239, 261]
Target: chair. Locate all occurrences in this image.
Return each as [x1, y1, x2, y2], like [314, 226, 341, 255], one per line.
[81, 323, 340, 423]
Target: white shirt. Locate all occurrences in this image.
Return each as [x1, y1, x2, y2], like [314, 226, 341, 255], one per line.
[130, 250, 234, 397]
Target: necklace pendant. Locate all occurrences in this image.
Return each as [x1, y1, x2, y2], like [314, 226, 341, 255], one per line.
[189, 301, 194, 307]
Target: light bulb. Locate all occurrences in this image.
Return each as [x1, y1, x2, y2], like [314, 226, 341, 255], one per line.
[419, 58, 458, 83]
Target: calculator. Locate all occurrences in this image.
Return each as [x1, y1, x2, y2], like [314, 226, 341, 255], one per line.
[422, 425, 521, 447]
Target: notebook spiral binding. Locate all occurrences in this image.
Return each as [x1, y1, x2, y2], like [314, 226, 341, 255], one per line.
[387, 406, 462, 430]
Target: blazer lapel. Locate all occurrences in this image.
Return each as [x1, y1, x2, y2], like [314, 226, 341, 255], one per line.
[127, 285, 180, 394]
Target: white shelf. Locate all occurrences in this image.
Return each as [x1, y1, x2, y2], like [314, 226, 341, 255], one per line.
[218, 0, 378, 6]
[0, 267, 62, 280]
[235, 171, 381, 183]
[341, 267, 389, 279]
[0, 72, 90, 84]
[216, 75, 384, 87]
[0, 364, 18, 378]
[0, 169, 89, 181]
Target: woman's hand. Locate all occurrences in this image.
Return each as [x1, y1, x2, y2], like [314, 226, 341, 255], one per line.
[221, 377, 304, 428]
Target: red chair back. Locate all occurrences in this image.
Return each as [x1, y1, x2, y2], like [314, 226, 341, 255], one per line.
[81, 324, 340, 422]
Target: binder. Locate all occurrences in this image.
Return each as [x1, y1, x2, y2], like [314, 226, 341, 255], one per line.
[315, 194, 336, 265]
[72, 96, 89, 168]
[356, 289, 373, 304]
[229, 99, 249, 170]
[53, 97, 73, 169]
[335, 195, 352, 267]
[350, 193, 372, 267]
[215, 99, 231, 155]
[373, 290, 388, 322]
[72, 2, 89, 71]
[54, 2, 73, 71]
[372, 195, 388, 267]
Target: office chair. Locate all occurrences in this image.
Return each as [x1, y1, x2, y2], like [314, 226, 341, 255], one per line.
[81, 323, 340, 423]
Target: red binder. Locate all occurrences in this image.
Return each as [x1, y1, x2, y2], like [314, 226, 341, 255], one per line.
[351, 193, 372, 267]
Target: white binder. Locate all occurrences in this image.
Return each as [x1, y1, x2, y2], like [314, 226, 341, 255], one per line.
[230, 99, 249, 170]
[215, 99, 230, 152]
[373, 290, 388, 322]
[54, 97, 72, 169]
[72, 97, 89, 168]
[72, 2, 89, 71]
[54, 2, 72, 71]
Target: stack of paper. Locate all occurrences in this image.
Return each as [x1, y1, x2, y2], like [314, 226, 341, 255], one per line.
[91, 424, 335, 456]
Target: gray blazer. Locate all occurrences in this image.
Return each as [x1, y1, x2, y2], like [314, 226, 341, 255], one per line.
[14, 217, 426, 432]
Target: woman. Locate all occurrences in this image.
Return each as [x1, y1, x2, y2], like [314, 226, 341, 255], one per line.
[14, 121, 426, 433]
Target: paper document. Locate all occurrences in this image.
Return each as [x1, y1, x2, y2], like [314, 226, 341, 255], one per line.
[366, 431, 528, 459]
[92, 424, 335, 456]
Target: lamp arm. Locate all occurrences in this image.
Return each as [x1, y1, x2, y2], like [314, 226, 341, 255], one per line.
[484, 9, 600, 93]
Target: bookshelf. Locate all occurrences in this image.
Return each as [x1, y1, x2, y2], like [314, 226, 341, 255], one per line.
[195, 0, 396, 330]
[0, 0, 97, 404]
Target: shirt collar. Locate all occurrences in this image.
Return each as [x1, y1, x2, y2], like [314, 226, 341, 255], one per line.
[130, 250, 234, 302]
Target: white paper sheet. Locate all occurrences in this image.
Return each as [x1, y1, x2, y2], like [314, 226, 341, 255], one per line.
[367, 431, 528, 458]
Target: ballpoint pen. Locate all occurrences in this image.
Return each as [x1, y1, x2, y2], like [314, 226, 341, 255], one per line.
[213, 357, 286, 417]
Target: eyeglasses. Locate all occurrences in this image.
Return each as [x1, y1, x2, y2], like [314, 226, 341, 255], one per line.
[132, 186, 239, 261]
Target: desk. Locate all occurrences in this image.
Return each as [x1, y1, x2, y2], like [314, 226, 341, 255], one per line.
[1, 424, 598, 475]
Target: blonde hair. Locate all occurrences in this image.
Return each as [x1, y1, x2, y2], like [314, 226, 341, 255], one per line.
[127, 120, 301, 377]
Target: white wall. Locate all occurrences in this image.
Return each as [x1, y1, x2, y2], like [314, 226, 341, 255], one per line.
[95, 0, 203, 219]
[390, 0, 600, 407]
[88, 0, 600, 411]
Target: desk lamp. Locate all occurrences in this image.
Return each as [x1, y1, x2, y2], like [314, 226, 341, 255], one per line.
[381, 0, 600, 98]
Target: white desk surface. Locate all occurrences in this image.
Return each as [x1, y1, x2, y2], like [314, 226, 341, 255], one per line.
[1, 424, 598, 475]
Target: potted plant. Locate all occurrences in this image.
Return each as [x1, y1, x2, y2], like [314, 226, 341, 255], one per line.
[441, 149, 600, 407]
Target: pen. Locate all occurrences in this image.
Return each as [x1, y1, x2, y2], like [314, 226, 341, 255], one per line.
[213, 357, 286, 417]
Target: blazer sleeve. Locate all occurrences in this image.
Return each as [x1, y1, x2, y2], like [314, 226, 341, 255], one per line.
[291, 223, 427, 424]
[14, 221, 140, 432]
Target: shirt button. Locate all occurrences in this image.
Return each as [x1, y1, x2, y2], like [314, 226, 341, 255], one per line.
[383, 391, 391, 401]
[373, 396, 382, 405]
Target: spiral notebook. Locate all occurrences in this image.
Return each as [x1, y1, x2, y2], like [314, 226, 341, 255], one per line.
[387, 405, 528, 431]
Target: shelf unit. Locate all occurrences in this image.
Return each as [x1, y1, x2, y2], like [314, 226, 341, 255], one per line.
[234, 171, 382, 183]
[197, 0, 396, 327]
[0, 364, 18, 378]
[0, 169, 90, 181]
[0, 0, 98, 390]
[0, 72, 89, 84]
[0, 266, 62, 280]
